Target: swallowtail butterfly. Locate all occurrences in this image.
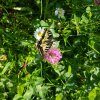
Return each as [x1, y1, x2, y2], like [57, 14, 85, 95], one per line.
[36, 28, 53, 57]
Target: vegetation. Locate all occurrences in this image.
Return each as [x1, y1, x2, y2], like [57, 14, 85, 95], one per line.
[0, 0, 100, 100]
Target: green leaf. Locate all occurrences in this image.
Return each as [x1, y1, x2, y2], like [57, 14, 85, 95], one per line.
[88, 40, 100, 54]
[20, 40, 30, 47]
[88, 88, 96, 100]
[86, 6, 91, 14]
[23, 86, 33, 100]
[1, 62, 11, 75]
[50, 28, 59, 38]
[80, 15, 89, 24]
[56, 93, 63, 100]
[53, 41, 60, 48]
[13, 94, 23, 100]
[63, 30, 71, 45]
[36, 85, 48, 99]
[49, 20, 55, 29]
[72, 14, 80, 26]
[78, 97, 88, 100]
[86, 6, 92, 18]
[68, 65, 71, 74]
[40, 20, 49, 27]
[72, 14, 80, 34]
[17, 84, 24, 95]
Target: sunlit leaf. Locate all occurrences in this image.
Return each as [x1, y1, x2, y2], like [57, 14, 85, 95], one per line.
[1, 62, 11, 75]
[88, 88, 97, 100]
[13, 94, 23, 100]
[23, 86, 33, 100]
[86, 6, 91, 14]
[68, 65, 71, 74]
[56, 93, 63, 100]
[17, 84, 24, 95]
[40, 20, 49, 27]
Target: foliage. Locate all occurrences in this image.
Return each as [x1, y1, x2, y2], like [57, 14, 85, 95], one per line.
[0, 0, 100, 100]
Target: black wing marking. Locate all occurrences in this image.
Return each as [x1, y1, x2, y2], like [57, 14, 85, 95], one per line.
[37, 29, 53, 56]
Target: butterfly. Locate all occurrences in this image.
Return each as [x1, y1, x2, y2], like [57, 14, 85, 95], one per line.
[36, 28, 53, 57]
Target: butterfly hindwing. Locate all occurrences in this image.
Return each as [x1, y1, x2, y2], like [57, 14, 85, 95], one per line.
[37, 29, 53, 57]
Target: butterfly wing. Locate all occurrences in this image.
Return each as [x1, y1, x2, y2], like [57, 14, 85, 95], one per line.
[37, 29, 53, 56]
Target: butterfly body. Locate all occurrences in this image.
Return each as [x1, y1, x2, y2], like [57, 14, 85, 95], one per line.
[36, 29, 53, 57]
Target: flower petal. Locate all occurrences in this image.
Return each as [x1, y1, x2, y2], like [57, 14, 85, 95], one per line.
[44, 47, 62, 64]
[34, 27, 44, 40]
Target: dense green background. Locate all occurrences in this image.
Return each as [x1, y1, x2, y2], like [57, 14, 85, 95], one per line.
[0, 0, 100, 100]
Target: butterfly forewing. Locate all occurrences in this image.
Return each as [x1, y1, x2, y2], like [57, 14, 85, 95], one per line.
[37, 29, 53, 56]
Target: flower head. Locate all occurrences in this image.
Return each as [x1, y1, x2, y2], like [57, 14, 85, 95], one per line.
[34, 27, 44, 40]
[44, 48, 62, 64]
[55, 8, 65, 18]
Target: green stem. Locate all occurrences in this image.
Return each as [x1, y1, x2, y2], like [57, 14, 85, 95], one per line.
[40, 62, 42, 77]
[88, 44, 100, 54]
[0, 5, 8, 14]
[44, 0, 49, 20]
[40, 0, 42, 19]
